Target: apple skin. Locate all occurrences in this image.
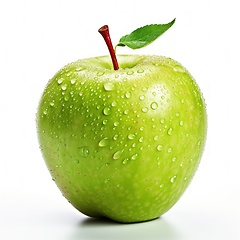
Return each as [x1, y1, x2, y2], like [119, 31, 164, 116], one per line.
[37, 55, 207, 223]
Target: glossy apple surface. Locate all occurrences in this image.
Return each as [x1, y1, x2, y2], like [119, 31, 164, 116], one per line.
[37, 55, 207, 223]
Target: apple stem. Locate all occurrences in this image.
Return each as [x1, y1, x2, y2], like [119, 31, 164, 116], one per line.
[98, 25, 119, 70]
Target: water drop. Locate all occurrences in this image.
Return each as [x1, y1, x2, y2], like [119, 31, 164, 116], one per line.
[137, 69, 144, 73]
[113, 134, 119, 140]
[160, 119, 165, 124]
[142, 87, 147, 92]
[173, 65, 185, 73]
[181, 99, 185, 104]
[172, 157, 177, 162]
[128, 133, 136, 140]
[78, 146, 89, 158]
[139, 136, 144, 143]
[102, 119, 108, 125]
[99, 137, 109, 147]
[141, 107, 148, 113]
[170, 175, 177, 183]
[75, 67, 84, 71]
[139, 95, 145, 101]
[113, 122, 119, 127]
[151, 102, 158, 110]
[113, 150, 123, 160]
[111, 100, 117, 107]
[123, 109, 129, 115]
[61, 84, 67, 91]
[57, 78, 64, 84]
[103, 107, 111, 116]
[125, 92, 131, 98]
[122, 158, 129, 165]
[157, 145, 163, 151]
[97, 71, 105, 76]
[43, 110, 47, 115]
[70, 78, 76, 84]
[167, 127, 173, 135]
[179, 120, 184, 126]
[167, 147, 172, 153]
[127, 71, 134, 75]
[131, 153, 138, 160]
[154, 135, 159, 141]
[104, 82, 115, 91]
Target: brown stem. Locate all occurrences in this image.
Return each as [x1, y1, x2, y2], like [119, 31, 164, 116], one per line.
[98, 25, 119, 70]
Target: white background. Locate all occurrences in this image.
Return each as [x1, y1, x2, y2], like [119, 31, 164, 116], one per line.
[1, 0, 240, 239]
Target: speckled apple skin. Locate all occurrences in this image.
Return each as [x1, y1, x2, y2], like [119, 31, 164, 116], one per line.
[37, 55, 207, 223]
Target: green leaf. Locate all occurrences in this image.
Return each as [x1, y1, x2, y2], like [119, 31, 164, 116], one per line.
[116, 18, 176, 50]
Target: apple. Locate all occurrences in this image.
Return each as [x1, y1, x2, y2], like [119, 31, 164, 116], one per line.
[37, 24, 207, 223]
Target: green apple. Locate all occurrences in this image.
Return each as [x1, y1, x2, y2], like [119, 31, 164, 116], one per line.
[37, 24, 207, 223]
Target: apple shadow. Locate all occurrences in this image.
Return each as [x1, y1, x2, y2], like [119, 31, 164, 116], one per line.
[69, 216, 181, 240]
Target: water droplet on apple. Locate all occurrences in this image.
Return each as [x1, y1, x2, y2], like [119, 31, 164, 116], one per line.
[102, 119, 108, 125]
[50, 101, 54, 107]
[131, 153, 138, 160]
[137, 69, 144, 73]
[61, 84, 67, 91]
[75, 67, 85, 71]
[125, 92, 131, 98]
[99, 137, 109, 147]
[113, 122, 119, 127]
[78, 146, 89, 158]
[103, 107, 111, 116]
[139, 95, 145, 101]
[57, 78, 64, 84]
[43, 110, 47, 115]
[97, 71, 105, 76]
[160, 119, 165, 124]
[150, 102, 158, 110]
[127, 71, 134, 75]
[157, 145, 163, 151]
[159, 184, 164, 188]
[141, 107, 148, 113]
[167, 127, 173, 135]
[123, 109, 129, 115]
[111, 100, 117, 107]
[113, 134, 119, 140]
[70, 78, 76, 84]
[139, 136, 144, 143]
[170, 175, 177, 183]
[104, 82, 115, 91]
[122, 158, 129, 165]
[168, 147, 172, 153]
[173, 65, 186, 73]
[128, 133, 136, 140]
[181, 99, 185, 104]
[172, 157, 177, 162]
[142, 87, 147, 92]
[113, 150, 123, 160]
[179, 120, 184, 126]
[154, 135, 159, 141]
